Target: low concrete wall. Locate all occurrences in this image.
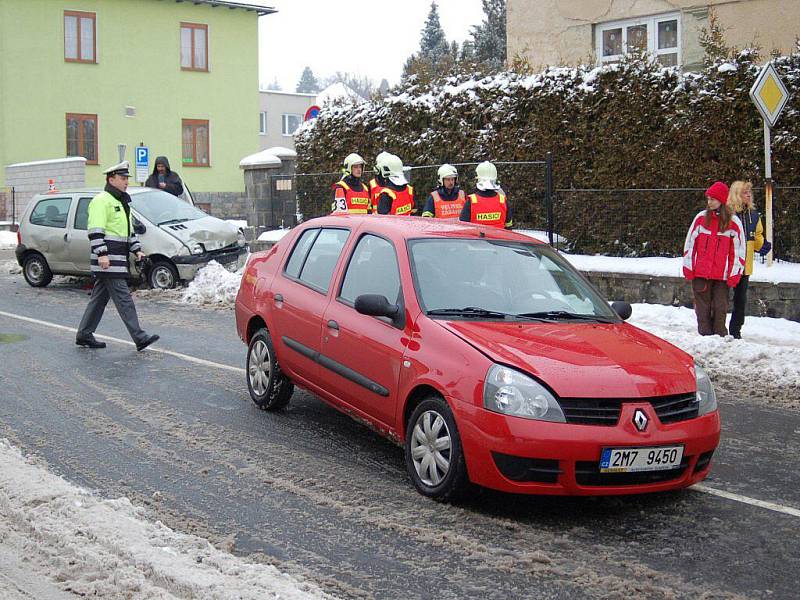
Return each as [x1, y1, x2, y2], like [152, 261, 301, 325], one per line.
[585, 271, 800, 322]
[5, 157, 86, 219]
[192, 191, 248, 220]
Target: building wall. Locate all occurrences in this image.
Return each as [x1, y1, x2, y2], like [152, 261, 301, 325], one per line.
[0, 0, 261, 194]
[259, 90, 317, 151]
[508, 0, 800, 70]
[5, 157, 87, 219]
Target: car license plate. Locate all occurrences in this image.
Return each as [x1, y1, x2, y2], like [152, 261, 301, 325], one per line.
[599, 445, 683, 473]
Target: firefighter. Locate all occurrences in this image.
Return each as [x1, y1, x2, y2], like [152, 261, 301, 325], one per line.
[374, 154, 415, 215]
[331, 153, 371, 214]
[459, 161, 513, 229]
[421, 163, 465, 219]
[368, 151, 392, 212]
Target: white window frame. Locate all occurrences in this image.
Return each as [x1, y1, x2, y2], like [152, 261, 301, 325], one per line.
[259, 111, 267, 135]
[282, 113, 302, 136]
[595, 12, 681, 66]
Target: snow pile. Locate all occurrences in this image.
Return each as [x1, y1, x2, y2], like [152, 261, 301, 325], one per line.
[258, 228, 291, 243]
[629, 303, 800, 407]
[1, 260, 22, 274]
[181, 260, 245, 306]
[0, 439, 333, 599]
[0, 230, 17, 249]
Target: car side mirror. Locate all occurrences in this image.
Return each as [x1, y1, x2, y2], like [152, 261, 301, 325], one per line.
[355, 294, 403, 327]
[611, 301, 632, 321]
[133, 222, 146, 235]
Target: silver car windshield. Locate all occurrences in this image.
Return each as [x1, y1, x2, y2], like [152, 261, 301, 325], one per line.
[131, 190, 208, 226]
[408, 238, 619, 321]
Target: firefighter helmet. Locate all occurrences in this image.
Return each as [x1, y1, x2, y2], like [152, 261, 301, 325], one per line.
[437, 163, 458, 186]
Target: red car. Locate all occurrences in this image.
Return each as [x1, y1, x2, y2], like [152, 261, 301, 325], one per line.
[235, 216, 720, 501]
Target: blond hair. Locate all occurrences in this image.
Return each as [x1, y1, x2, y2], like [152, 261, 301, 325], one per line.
[727, 181, 754, 213]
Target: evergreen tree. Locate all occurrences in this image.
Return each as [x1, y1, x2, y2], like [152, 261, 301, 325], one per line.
[419, 1, 449, 62]
[378, 78, 390, 96]
[265, 77, 282, 91]
[470, 0, 506, 71]
[296, 66, 321, 93]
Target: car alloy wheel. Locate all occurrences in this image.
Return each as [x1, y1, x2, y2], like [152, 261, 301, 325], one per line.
[249, 339, 271, 396]
[246, 328, 293, 411]
[411, 410, 452, 486]
[405, 396, 469, 501]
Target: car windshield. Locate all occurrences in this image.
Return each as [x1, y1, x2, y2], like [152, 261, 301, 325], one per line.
[130, 190, 208, 226]
[408, 238, 619, 321]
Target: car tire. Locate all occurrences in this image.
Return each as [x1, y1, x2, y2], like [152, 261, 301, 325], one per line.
[246, 328, 293, 411]
[148, 260, 179, 290]
[22, 253, 53, 287]
[405, 396, 470, 502]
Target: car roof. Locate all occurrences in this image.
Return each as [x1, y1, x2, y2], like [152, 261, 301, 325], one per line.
[32, 187, 157, 197]
[304, 215, 547, 245]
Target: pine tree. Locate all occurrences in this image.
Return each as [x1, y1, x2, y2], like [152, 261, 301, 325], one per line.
[698, 8, 731, 64]
[378, 78, 390, 96]
[296, 66, 320, 93]
[419, 1, 449, 62]
[265, 77, 282, 91]
[470, 0, 506, 71]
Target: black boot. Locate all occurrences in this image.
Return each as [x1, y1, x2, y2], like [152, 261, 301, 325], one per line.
[136, 334, 160, 352]
[76, 336, 106, 349]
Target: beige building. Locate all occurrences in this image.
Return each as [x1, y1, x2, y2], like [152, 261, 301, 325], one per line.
[259, 90, 318, 151]
[508, 0, 800, 70]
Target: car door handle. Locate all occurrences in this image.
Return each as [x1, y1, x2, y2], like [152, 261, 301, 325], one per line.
[274, 293, 283, 302]
[63, 233, 68, 242]
[327, 320, 339, 331]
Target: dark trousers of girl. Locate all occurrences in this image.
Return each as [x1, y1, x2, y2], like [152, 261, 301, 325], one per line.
[728, 275, 749, 339]
[692, 278, 729, 336]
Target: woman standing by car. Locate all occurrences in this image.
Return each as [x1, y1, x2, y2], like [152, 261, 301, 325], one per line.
[682, 181, 746, 337]
[727, 181, 770, 339]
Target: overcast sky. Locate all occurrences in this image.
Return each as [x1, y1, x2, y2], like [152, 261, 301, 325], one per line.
[255, 0, 486, 92]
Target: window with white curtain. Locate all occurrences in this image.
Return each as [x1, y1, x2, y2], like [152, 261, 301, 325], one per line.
[596, 13, 680, 66]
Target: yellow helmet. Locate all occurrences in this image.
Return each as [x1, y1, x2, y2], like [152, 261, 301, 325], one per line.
[437, 164, 458, 186]
[342, 153, 365, 176]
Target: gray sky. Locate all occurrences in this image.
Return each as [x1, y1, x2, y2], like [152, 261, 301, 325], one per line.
[256, 0, 486, 92]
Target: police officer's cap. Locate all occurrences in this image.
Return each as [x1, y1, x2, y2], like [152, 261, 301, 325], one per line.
[104, 160, 131, 177]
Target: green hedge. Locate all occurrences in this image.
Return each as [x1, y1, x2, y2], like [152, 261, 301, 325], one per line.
[296, 48, 800, 259]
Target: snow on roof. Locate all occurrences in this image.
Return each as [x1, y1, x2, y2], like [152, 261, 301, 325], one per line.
[8, 157, 86, 168]
[262, 146, 297, 159]
[317, 82, 364, 105]
[239, 149, 281, 168]
[184, 1, 276, 15]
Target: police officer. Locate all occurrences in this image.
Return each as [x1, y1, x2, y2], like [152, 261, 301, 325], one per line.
[459, 161, 513, 229]
[75, 161, 159, 351]
[421, 163, 465, 219]
[331, 153, 371, 214]
[374, 154, 415, 216]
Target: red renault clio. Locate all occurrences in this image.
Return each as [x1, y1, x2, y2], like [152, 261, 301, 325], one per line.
[235, 215, 720, 501]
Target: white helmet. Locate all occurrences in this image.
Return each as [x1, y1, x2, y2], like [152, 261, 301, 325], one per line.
[437, 164, 458, 186]
[342, 153, 365, 176]
[475, 161, 500, 191]
[374, 151, 392, 176]
[379, 153, 408, 185]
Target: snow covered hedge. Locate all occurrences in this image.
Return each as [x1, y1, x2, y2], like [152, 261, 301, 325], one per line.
[296, 49, 800, 259]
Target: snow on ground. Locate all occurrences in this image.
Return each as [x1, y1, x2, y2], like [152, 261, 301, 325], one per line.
[0, 230, 17, 249]
[182, 260, 245, 306]
[0, 439, 333, 599]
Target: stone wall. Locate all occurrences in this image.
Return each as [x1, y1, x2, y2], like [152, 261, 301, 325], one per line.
[585, 271, 800, 322]
[192, 191, 248, 220]
[5, 157, 86, 219]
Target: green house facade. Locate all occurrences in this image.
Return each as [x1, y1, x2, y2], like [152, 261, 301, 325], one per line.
[0, 0, 273, 216]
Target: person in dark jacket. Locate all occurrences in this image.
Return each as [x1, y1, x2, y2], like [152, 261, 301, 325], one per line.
[145, 156, 184, 197]
[421, 164, 466, 219]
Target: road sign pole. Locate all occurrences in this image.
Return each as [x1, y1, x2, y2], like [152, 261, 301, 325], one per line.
[764, 119, 774, 267]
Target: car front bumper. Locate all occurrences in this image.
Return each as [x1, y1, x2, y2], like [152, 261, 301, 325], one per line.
[172, 245, 248, 281]
[457, 401, 721, 496]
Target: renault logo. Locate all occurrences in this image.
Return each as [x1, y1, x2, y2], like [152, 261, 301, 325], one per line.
[633, 409, 649, 432]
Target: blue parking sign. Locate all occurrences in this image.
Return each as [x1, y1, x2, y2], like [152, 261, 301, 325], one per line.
[136, 146, 149, 167]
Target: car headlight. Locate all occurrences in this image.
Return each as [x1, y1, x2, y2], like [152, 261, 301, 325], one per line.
[190, 242, 204, 255]
[483, 365, 566, 422]
[695, 364, 717, 415]
[237, 230, 247, 247]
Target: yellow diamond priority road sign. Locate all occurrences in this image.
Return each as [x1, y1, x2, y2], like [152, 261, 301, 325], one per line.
[750, 63, 790, 128]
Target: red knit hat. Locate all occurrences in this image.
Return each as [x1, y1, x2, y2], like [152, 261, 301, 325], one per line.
[705, 181, 729, 204]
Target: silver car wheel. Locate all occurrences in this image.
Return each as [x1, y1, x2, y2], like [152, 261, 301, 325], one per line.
[248, 339, 271, 396]
[152, 265, 175, 289]
[410, 410, 452, 486]
[26, 260, 43, 283]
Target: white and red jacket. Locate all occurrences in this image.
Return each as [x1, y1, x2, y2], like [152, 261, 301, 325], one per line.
[683, 210, 746, 287]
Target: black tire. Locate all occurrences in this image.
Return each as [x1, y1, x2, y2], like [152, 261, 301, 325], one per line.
[405, 395, 470, 502]
[22, 253, 53, 287]
[246, 328, 293, 410]
[148, 259, 179, 290]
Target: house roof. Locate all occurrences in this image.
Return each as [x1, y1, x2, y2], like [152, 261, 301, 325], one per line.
[167, 0, 276, 16]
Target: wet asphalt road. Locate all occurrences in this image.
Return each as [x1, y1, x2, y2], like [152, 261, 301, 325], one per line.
[0, 265, 799, 600]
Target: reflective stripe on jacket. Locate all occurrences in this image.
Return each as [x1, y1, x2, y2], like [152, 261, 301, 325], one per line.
[467, 192, 507, 228]
[331, 180, 371, 214]
[682, 210, 745, 286]
[87, 190, 138, 278]
[380, 185, 414, 215]
[369, 178, 386, 213]
[431, 189, 466, 219]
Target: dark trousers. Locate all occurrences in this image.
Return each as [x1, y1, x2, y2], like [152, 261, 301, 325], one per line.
[77, 278, 147, 344]
[728, 275, 750, 338]
[692, 278, 729, 337]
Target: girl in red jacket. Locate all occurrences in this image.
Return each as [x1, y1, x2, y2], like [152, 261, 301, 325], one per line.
[682, 181, 746, 336]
